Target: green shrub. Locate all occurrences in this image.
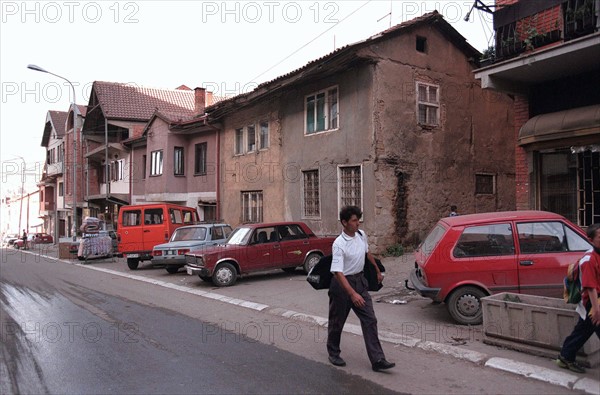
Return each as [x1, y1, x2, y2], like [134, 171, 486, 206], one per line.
[385, 244, 404, 257]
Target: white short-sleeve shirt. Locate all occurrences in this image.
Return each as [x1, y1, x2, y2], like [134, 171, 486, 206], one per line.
[330, 230, 368, 275]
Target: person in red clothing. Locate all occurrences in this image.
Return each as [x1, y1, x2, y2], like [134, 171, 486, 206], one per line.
[556, 223, 600, 373]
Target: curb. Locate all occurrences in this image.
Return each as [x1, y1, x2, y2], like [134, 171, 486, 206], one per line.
[18, 249, 600, 394]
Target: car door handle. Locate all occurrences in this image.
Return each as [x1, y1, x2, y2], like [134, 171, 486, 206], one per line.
[143, 230, 150, 233]
[519, 260, 534, 266]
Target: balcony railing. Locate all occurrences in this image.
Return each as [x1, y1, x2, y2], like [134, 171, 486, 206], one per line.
[40, 201, 55, 211]
[488, 0, 598, 63]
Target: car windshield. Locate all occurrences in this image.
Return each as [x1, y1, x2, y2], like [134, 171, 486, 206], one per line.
[171, 227, 207, 242]
[418, 224, 446, 256]
[226, 227, 252, 245]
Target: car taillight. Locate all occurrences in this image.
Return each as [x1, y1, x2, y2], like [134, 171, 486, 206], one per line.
[153, 250, 163, 256]
[177, 249, 190, 255]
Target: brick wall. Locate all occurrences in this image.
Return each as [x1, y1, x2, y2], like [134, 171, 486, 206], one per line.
[514, 95, 530, 210]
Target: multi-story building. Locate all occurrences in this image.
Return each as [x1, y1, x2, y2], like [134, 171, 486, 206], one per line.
[475, 0, 600, 227]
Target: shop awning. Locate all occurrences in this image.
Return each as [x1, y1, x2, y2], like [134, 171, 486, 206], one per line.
[518, 104, 600, 146]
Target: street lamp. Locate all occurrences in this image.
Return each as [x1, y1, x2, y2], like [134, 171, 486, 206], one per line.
[27, 64, 80, 241]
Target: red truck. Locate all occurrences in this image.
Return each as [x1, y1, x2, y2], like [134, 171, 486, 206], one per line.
[185, 222, 335, 287]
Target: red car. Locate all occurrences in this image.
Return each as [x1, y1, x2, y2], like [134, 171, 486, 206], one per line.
[185, 222, 335, 287]
[409, 211, 592, 325]
[14, 233, 54, 249]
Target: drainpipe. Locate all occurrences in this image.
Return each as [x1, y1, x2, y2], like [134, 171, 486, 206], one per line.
[105, 117, 109, 208]
[216, 127, 220, 220]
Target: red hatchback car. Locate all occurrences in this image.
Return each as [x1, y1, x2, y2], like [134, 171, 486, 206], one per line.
[409, 211, 592, 325]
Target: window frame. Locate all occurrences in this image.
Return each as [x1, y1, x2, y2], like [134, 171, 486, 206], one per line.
[302, 169, 321, 219]
[475, 173, 496, 195]
[241, 191, 264, 223]
[337, 165, 363, 214]
[174, 146, 185, 176]
[194, 142, 208, 175]
[416, 81, 440, 126]
[305, 85, 339, 135]
[150, 150, 163, 176]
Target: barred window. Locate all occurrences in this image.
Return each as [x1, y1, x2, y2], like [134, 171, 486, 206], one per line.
[476, 174, 496, 195]
[241, 191, 263, 223]
[339, 166, 362, 209]
[303, 170, 320, 218]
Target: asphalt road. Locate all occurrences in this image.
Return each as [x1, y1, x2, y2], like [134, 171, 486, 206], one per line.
[0, 247, 590, 394]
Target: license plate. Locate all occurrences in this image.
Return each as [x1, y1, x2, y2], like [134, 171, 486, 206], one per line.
[186, 267, 194, 275]
[127, 254, 139, 258]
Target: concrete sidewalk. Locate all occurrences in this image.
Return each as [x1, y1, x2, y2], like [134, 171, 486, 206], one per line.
[14, 244, 600, 394]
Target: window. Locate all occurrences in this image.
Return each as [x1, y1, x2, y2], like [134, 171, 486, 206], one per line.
[211, 226, 224, 240]
[476, 174, 496, 195]
[170, 209, 183, 224]
[517, 222, 590, 254]
[111, 159, 124, 181]
[174, 147, 184, 176]
[235, 128, 244, 155]
[150, 150, 163, 176]
[241, 191, 263, 223]
[252, 226, 277, 244]
[303, 170, 320, 218]
[416, 36, 427, 53]
[57, 143, 64, 162]
[306, 86, 338, 134]
[58, 182, 64, 197]
[122, 210, 141, 226]
[454, 224, 515, 257]
[247, 124, 256, 152]
[277, 224, 307, 241]
[259, 121, 269, 149]
[339, 166, 362, 209]
[416, 82, 439, 126]
[194, 142, 208, 175]
[142, 155, 147, 179]
[183, 210, 197, 224]
[144, 208, 164, 225]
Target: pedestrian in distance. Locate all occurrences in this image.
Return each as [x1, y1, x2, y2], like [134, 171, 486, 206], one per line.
[449, 205, 459, 217]
[556, 223, 600, 373]
[327, 205, 395, 372]
[21, 229, 27, 250]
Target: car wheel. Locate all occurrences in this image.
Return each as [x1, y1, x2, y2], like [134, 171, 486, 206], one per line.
[303, 253, 322, 274]
[446, 286, 487, 325]
[199, 275, 212, 282]
[127, 258, 140, 270]
[165, 265, 179, 274]
[212, 262, 237, 287]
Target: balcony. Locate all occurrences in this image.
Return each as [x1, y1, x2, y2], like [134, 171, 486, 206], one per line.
[40, 201, 55, 212]
[486, 0, 598, 63]
[46, 161, 63, 177]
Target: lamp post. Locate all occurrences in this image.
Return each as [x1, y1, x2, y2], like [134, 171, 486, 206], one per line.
[28, 64, 79, 241]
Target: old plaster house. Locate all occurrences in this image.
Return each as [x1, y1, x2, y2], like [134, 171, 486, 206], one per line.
[207, 11, 516, 250]
[475, 0, 600, 228]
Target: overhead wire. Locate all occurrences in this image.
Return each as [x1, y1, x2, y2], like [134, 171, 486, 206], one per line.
[249, 0, 374, 83]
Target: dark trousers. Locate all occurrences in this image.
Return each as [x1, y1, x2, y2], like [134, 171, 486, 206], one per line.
[327, 273, 385, 364]
[560, 311, 600, 362]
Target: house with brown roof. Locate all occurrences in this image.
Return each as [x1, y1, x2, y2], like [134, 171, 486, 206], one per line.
[81, 82, 215, 229]
[39, 109, 67, 240]
[38, 104, 87, 240]
[206, 11, 516, 250]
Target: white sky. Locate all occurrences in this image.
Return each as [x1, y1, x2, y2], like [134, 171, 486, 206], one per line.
[0, 0, 494, 195]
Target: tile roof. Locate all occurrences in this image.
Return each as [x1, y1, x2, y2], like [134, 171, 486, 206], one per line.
[207, 11, 479, 117]
[41, 110, 68, 147]
[92, 81, 198, 121]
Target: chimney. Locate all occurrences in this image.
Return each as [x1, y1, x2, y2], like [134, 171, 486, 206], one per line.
[194, 87, 206, 115]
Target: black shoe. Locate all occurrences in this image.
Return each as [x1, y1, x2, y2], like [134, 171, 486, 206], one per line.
[372, 358, 395, 372]
[328, 355, 346, 367]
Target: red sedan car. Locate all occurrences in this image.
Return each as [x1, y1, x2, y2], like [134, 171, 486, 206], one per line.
[14, 233, 54, 249]
[185, 222, 335, 287]
[409, 211, 592, 325]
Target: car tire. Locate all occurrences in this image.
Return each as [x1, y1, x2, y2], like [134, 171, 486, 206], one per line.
[165, 265, 179, 274]
[212, 262, 237, 287]
[446, 286, 487, 325]
[303, 253, 322, 274]
[127, 258, 140, 270]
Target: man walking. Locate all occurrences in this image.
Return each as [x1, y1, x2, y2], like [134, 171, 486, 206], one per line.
[327, 205, 395, 372]
[556, 223, 600, 373]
